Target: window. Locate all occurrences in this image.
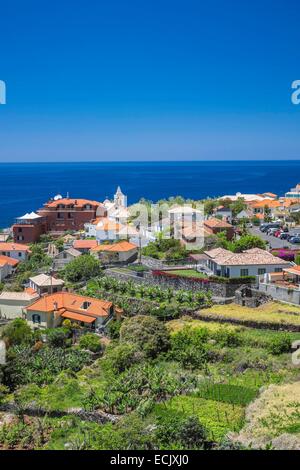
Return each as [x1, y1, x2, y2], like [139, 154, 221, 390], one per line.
[18, 227, 22, 233]
[240, 268, 249, 277]
[81, 301, 91, 310]
[57, 212, 63, 219]
[18, 235, 24, 241]
[18, 252, 22, 257]
[275, 268, 283, 272]
[32, 314, 41, 324]
[258, 268, 266, 275]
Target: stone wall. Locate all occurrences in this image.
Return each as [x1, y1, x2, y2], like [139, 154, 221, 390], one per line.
[235, 285, 271, 308]
[105, 268, 250, 299]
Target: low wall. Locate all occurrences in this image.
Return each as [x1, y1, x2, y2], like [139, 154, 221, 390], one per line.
[0, 403, 120, 424]
[105, 269, 250, 298]
[259, 282, 300, 305]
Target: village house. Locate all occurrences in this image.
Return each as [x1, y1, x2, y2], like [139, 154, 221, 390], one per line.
[51, 246, 82, 270]
[258, 266, 300, 305]
[0, 290, 39, 320]
[204, 217, 234, 240]
[213, 206, 233, 223]
[12, 212, 47, 244]
[0, 255, 19, 281]
[204, 247, 290, 278]
[0, 242, 31, 261]
[73, 239, 98, 253]
[90, 240, 138, 264]
[28, 274, 65, 296]
[36, 197, 106, 234]
[26, 292, 119, 329]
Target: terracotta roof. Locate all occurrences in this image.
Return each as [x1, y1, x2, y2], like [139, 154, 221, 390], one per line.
[204, 247, 290, 266]
[0, 243, 30, 252]
[0, 255, 19, 267]
[45, 198, 102, 208]
[96, 217, 123, 231]
[250, 199, 281, 209]
[0, 291, 39, 301]
[263, 192, 277, 198]
[73, 239, 98, 249]
[27, 292, 112, 318]
[61, 311, 96, 323]
[24, 287, 38, 295]
[91, 241, 138, 253]
[283, 266, 300, 275]
[204, 217, 232, 228]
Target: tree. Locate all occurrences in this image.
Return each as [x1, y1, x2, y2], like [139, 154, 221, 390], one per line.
[79, 333, 102, 353]
[263, 205, 272, 223]
[233, 234, 266, 252]
[46, 327, 71, 348]
[102, 343, 141, 373]
[120, 315, 170, 358]
[2, 319, 33, 348]
[62, 254, 102, 282]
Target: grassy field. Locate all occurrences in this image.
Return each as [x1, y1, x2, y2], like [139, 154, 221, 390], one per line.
[199, 302, 300, 329]
[167, 269, 208, 279]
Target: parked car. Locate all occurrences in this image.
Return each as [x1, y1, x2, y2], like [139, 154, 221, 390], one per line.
[260, 222, 281, 232]
[289, 236, 300, 244]
[267, 228, 278, 235]
[279, 232, 289, 240]
[274, 230, 282, 237]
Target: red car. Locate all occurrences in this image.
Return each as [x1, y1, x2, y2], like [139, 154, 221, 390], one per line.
[274, 230, 282, 237]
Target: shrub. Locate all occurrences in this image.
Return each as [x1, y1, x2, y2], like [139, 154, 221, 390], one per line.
[79, 333, 102, 353]
[120, 315, 170, 358]
[46, 327, 72, 348]
[267, 334, 291, 355]
[212, 328, 241, 347]
[102, 343, 141, 373]
[63, 254, 102, 282]
[169, 327, 209, 369]
[1, 319, 33, 348]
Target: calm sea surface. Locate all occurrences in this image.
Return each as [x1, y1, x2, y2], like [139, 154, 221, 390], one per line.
[0, 160, 299, 228]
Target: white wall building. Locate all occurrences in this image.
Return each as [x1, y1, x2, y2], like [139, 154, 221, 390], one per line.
[204, 247, 291, 278]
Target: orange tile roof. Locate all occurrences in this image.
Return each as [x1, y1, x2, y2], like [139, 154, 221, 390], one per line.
[24, 287, 37, 295]
[45, 198, 102, 208]
[73, 239, 98, 249]
[91, 241, 138, 252]
[95, 217, 123, 231]
[0, 243, 30, 252]
[0, 255, 19, 267]
[250, 199, 281, 209]
[61, 311, 96, 323]
[204, 217, 232, 228]
[27, 292, 112, 318]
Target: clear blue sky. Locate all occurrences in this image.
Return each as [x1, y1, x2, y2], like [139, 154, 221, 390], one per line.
[0, 0, 299, 161]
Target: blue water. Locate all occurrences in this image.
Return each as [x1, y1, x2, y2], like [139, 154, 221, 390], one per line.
[0, 160, 299, 228]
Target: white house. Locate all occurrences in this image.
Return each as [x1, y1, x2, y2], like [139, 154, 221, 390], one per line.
[204, 247, 291, 278]
[0, 255, 20, 281]
[0, 290, 39, 320]
[90, 241, 138, 263]
[0, 242, 31, 261]
[29, 274, 65, 296]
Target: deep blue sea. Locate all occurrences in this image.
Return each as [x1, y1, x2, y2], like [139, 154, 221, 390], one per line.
[0, 160, 299, 228]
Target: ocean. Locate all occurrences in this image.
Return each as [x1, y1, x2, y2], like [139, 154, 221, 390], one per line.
[0, 160, 299, 228]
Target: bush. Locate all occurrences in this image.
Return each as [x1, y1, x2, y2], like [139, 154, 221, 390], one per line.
[46, 328, 71, 348]
[102, 343, 141, 373]
[169, 327, 209, 369]
[120, 315, 170, 358]
[267, 334, 291, 355]
[107, 320, 122, 339]
[63, 255, 102, 282]
[1, 319, 33, 348]
[79, 333, 101, 353]
[212, 328, 241, 347]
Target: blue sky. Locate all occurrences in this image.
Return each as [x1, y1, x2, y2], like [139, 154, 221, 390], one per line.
[0, 0, 299, 161]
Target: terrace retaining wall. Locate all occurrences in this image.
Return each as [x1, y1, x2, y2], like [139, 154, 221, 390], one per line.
[105, 269, 250, 298]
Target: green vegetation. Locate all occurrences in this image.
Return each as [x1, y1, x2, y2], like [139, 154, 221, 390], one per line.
[142, 234, 187, 260]
[167, 269, 207, 279]
[1, 301, 300, 450]
[217, 232, 266, 252]
[60, 254, 102, 283]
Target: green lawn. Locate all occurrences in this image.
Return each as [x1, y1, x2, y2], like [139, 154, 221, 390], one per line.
[167, 269, 208, 279]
